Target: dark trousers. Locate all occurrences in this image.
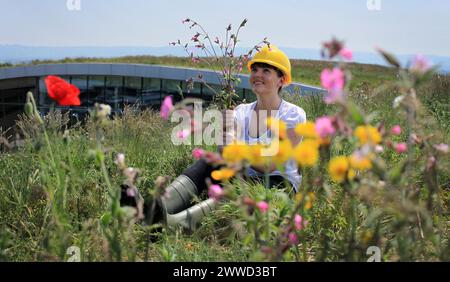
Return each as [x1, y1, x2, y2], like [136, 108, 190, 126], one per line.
[182, 159, 291, 194]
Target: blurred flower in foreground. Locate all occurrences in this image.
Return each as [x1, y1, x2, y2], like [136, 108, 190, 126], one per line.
[410, 54, 432, 74]
[294, 214, 305, 231]
[176, 129, 190, 140]
[294, 139, 319, 167]
[295, 121, 318, 139]
[339, 47, 353, 61]
[354, 125, 382, 145]
[208, 184, 224, 201]
[395, 143, 407, 154]
[211, 168, 235, 181]
[315, 116, 336, 138]
[328, 156, 349, 183]
[160, 96, 173, 120]
[390, 125, 402, 136]
[45, 75, 81, 106]
[192, 148, 205, 160]
[320, 68, 345, 104]
[256, 201, 269, 213]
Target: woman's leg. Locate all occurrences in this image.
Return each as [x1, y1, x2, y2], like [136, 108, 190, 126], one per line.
[158, 158, 220, 215]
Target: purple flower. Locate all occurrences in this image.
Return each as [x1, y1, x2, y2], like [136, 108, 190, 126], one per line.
[176, 129, 190, 140]
[160, 96, 173, 120]
[433, 143, 448, 153]
[320, 68, 345, 104]
[294, 214, 304, 231]
[339, 47, 353, 61]
[410, 54, 432, 74]
[208, 184, 224, 201]
[395, 143, 407, 154]
[288, 232, 298, 245]
[192, 148, 205, 160]
[390, 125, 402, 136]
[315, 116, 336, 138]
[256, 201, 269, 213]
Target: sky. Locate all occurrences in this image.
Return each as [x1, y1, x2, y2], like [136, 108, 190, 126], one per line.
[1, 0, 450, 57]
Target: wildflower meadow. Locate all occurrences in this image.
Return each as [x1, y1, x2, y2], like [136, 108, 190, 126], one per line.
[0, 19, 448, 262]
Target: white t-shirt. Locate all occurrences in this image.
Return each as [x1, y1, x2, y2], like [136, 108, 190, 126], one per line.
[233, 99, 306, 192]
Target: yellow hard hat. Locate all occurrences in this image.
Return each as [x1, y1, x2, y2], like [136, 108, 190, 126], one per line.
[247, 45, 292, 85]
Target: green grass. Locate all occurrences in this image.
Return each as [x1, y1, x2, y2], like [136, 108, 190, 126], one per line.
[0, 57, 448, 262]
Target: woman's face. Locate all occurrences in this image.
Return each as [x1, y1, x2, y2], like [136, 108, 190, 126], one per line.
[249, 64, 284, 96]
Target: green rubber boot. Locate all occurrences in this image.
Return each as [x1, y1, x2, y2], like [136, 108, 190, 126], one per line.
[157, 174, 216, 231]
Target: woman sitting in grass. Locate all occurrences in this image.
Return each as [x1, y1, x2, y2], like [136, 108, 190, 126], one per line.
[121, 45, 306, 230]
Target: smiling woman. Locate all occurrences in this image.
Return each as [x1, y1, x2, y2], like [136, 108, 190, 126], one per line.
[120, 44, 307, 231]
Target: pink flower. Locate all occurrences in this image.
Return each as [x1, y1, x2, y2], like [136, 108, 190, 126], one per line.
[208, 184, 224, 201]
[390, 125, 402, 136]
[433, 143, 449, 154]
[192, 148, 205, 160]
[320, 68, 345, 104]
[375, 145, 384, 153]
[288, 232, 298, 245]
[176, 129, 190, 140]
[256, 201, 269, 213]
[339, 47, 353, 61]
[294, 214, 304, 231]
[126, 186, 137, 197]
[315, 116, 336, 138]
[160, 96, 173, 120]
[395, 143, 407, 153]
[410, 54, 432, 74]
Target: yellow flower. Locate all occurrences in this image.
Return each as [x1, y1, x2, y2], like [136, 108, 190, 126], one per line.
[294, 121, 318, 139]
[328, 156, 349, 183]
[295, 192, 315, 209]
[267, 139, 293, 166]
[347, 169, 356, 181]
[349, 154, 372, 171]
[305, 192, 315, 210]
[318, 137, 331, 146]
[354, 125, 381, 145]
[222, 142, 249, 164]
[245, 144, 267, 166]
[293, 139, 319, 167]
[266, 117, 287, 139]
[211, 168, 235, 181]
[295, 192, 303, 203]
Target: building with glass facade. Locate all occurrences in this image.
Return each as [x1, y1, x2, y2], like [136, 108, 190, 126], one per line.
[0, 63, 325, 129]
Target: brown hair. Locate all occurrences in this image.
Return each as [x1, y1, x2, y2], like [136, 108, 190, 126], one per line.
[250, 62, 285, 93]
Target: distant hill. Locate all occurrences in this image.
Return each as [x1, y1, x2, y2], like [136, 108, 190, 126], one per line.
[1, 45, 449, 73]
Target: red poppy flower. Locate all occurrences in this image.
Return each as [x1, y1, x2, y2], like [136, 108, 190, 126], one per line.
[44, 75, 81, 106]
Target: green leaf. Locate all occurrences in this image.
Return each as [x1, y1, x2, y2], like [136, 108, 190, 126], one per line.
[100, 212, 112, 226]
[347, 101, 365, 125]
[388, 158, 407, 184]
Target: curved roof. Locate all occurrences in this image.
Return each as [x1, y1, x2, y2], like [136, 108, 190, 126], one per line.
[0, 63, 325, 94]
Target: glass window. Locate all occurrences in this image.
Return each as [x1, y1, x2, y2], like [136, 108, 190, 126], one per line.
[105, 76, 123, 110]
[162, 79, 183, 103]
[71, 76, 88, 108]
[123, 77, 141, 106]
[182, 80, 202, 99]
[142, 78, 161, 107]
[202, 83, 222, 102]
[87, 76, 105, 106]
